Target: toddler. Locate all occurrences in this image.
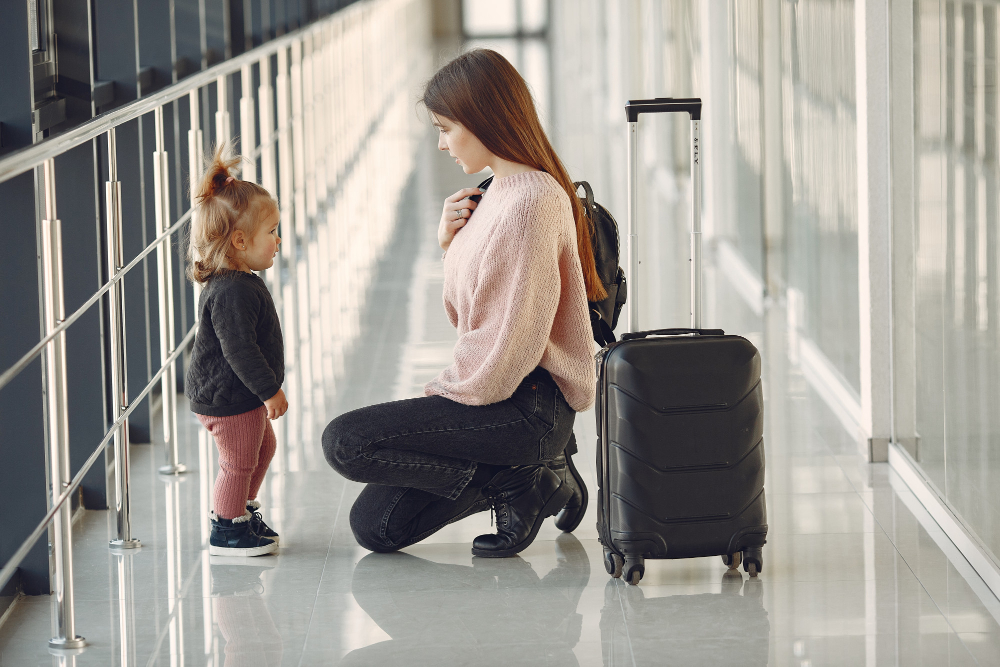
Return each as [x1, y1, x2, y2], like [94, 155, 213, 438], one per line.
[185, 145, 286, 557]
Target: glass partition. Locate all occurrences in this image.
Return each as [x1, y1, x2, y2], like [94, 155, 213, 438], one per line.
[896, 0, 1000, 561]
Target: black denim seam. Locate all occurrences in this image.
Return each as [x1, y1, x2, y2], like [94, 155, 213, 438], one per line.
[538, 388, 559, 460]
[364, 415, 531, 450]
[379, 487, 410, 547]
[357, 448, 475, 476]
[445, 466, 477, 500]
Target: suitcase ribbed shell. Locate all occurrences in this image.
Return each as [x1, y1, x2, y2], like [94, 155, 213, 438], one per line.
[597, 334, 768, 562]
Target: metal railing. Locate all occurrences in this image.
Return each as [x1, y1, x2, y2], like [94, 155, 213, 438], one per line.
[0, 0, 428, 651]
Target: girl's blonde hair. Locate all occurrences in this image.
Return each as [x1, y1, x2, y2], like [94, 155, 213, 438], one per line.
[187, 143, 278, 283]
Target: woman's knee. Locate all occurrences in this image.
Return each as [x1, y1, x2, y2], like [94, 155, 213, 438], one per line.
[322, 413, 366, 478]
[349, 495, 398, 553]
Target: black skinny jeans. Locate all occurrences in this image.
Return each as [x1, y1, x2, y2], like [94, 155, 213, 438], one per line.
[323, 368, 577, 552]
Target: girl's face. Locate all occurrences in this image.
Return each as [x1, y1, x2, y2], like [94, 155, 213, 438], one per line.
[241, 204, 281, 272]
[433, 114, 491, 174]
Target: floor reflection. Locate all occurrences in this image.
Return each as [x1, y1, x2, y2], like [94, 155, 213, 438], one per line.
[210, 561, 282, 667]
[600, 571, 769, 667]
[342, 534, 590, 666]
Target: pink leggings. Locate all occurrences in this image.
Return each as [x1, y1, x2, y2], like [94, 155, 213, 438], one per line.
[198, 405, 276, 520]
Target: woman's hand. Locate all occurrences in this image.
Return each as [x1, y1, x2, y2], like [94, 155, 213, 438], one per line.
[438, 187, 483, 251]
[264, 389, 288, 420]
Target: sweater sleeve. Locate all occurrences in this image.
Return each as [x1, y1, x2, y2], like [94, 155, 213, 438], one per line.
[426, 191, 563, 405]
[212, 284, 282, 403]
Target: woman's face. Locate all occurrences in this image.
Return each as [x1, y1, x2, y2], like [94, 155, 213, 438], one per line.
[433, 114, 492, 174]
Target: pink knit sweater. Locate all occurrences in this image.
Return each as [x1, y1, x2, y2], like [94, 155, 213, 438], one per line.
[424, 171, 596, 412]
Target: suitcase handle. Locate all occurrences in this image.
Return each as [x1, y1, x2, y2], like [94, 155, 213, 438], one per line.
[620, 327, 724, 341]
[625, 97, 703, 333]
[625, 97, 702, 122]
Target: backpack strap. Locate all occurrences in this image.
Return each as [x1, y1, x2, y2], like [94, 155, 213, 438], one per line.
[574, 181, 596, 217]
[590, 309, 617, 347]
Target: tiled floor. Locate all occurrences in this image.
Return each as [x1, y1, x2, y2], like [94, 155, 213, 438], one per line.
[4, 130, 1000, 666]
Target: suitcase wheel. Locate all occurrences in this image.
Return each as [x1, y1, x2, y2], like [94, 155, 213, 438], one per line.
[722, 552, 742, 570]
[603, 547, 623, 579]
[742, 546, 763, 578]
[623, 557, 644, 586]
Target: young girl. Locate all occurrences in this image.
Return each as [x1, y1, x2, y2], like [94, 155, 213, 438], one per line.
[185, 145, 287, 557]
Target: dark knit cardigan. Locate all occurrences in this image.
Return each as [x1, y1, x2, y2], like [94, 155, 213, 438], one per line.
[185, 270, 284, 417]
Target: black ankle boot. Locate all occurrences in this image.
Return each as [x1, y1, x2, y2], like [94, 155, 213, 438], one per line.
[548, 449, 588, 533]
[471, 465, 573, 558]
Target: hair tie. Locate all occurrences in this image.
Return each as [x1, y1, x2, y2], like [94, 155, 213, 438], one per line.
[225, 176, 235, 184]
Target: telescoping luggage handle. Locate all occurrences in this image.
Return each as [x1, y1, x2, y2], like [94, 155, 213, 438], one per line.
[620, 327, 723, 341]
[625, 97, 702, 333]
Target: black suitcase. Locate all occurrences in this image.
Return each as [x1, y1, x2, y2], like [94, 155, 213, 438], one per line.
[596, 98, 768, 585]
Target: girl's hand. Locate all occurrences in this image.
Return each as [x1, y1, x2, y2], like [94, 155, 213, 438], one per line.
[264, 389, 288, 420]
[438, 188, 483, 251]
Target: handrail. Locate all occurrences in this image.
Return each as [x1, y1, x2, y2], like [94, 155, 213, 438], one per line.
[0, 122, 284, 393]
[0, 9, 335, 185]
[0, 208, 191, 393]
[0, 0, 424, 649]
[0, 323, 197, 593]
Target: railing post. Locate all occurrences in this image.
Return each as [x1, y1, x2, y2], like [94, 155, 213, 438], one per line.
[259, 55, 277, 200]
[258, 55, 281, 295]
[39, 158, 87, 651]
[153, 107, 186, 476]
[114, 551, 137, 666]
[240, 63, 257, 183]
[106, 128, 141, 550]
[189, 90, 205, 314]
[216, 75, 232, 146]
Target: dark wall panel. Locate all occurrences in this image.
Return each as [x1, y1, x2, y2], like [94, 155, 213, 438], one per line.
[137, 0, 173, 95]
[174, 0, 203, 79]
[93, 0, 139, 110]
[53, 0, 96, 126]
[206, 0, 228, 64]
[119, 118, 154, 444]
[56, 142, 110, 509]
[0, 174, 50, 595]
[0, 0, 32, 150]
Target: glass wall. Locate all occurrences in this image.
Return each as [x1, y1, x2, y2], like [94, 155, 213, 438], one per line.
[539, 0, 1000, 595]
[781, 0, 861, 394]
[896, 0, 1000, 561]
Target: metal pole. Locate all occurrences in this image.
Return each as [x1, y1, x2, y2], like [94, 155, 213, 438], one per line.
[40, 159, 87, 651]
[626, 121, 639, 333]
[240, 63, 257, 183]
[154, 107, 186, 476]
[259, 56, 277, 197]
[106, 128, 141, 550]
[259, 55, 281, 297]
[691, 118, 702, 330]
[216, 74, 231, 147]
[114, 551, 137, 667]
[189, 90, 205, 316]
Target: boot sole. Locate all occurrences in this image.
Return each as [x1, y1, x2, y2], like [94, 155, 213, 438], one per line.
[209, 542, 278, 557]
[470, 482, 574, 558]
[555, 453, 589, 533]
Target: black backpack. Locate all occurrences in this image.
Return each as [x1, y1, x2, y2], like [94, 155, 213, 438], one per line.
[473, 176, 626, 347]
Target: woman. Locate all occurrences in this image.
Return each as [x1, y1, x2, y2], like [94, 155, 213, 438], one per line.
[323, 49, 602, 557]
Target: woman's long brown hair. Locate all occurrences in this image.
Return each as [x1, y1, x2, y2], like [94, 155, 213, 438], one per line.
[423, 49, 606, 301]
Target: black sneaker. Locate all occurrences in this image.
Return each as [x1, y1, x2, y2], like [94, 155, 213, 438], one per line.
[209, 511, 277, 557]
[246, 500, 280, 544]
[471, 465, 573, 558]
